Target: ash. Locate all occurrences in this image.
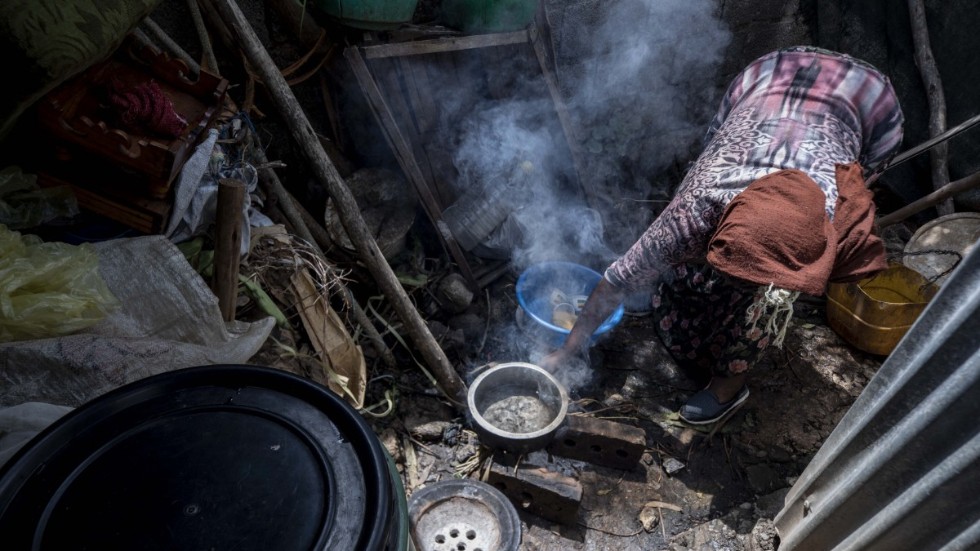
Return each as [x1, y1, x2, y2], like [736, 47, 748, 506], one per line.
[482, 395, 554, 433]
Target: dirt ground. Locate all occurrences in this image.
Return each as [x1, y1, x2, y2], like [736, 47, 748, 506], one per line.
[290, 272, 885, 551]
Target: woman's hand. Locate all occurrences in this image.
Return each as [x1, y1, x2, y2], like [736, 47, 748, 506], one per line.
[538, 347, 576, 374]
[539, 276, 626, 374]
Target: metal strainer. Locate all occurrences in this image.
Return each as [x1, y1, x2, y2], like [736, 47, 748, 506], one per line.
[408, 479, 521, 551]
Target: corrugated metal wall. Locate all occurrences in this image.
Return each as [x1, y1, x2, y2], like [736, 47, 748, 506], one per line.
[774, 245, 980, 550]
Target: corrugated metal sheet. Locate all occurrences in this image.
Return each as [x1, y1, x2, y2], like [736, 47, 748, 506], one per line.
[774, 244, 980, 551]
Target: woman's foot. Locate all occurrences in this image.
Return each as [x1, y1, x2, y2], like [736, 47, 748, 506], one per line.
[679, 374, 749, 425]
[679, 386, 750, 425]
[706, 373, 747, 404]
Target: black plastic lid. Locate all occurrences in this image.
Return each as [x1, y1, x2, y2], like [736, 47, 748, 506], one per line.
[0, 365, 394, 550]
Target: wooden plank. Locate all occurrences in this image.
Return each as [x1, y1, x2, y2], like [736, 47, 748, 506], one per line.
[36, 171, 169, 234]
[372, 56, 445, 216]
[389, 57, 455, 207]
[361, 30, 529, 59]
[398, 56, 438, 136]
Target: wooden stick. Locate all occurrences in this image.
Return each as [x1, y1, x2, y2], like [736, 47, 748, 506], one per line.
[877, 170, 980, 228]
[213, 0, 466, 405]
[197, 0, 236, 53]
[142, 18, 201, 76]
[213, 178, 246, 321]
[188, 0, 220, 74]
[908, 0, 953, 215]
[360, 31, 529, 59]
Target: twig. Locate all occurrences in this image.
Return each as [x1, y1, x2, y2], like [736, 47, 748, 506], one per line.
[723, 435, 741, 481]
[782, 347, 803, 383]
[659, 507, 666, 540]
[576, 522, 642, 538]
[407, 435, 437, 457]
[477, 288, 491, 355]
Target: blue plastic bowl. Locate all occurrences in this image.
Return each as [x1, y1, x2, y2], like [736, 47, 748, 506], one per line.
[515, 261, 625, 348]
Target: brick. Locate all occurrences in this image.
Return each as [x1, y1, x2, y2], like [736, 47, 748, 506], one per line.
[487, 462, 583, 525]
[546, 415, 646, 470]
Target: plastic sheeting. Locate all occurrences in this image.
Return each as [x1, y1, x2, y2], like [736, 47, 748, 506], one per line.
[0, 235, 275, 408]
[0, 403, 72, 469]
[774, 241, 980, 549]
[166, 128, 273, 255]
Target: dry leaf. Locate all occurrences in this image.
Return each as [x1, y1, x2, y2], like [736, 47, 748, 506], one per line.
[291, 268, 366, 408]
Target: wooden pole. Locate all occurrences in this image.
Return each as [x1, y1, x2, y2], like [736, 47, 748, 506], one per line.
[211, 0, 467, 406]
[908, 0, 953, 215]
[142, 18, 201, 76]
[877, 170, 980, 228]
[213, 178, 246, 321]
[188, 0, 220, 74]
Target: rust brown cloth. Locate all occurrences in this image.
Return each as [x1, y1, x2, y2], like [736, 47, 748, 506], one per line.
[706, 162, 886, 296]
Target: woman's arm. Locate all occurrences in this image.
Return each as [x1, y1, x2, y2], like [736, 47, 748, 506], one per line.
[538, 277, 626, 371]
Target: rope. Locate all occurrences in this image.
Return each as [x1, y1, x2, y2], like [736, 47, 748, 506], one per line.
[889, 248, 963, 286]
[745, 284, 800, 348]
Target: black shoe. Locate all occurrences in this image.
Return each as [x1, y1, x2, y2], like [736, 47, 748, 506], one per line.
[679, 386, 750, 425]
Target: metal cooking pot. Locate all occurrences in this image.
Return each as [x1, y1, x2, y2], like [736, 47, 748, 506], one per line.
[466, 362, 569, 453]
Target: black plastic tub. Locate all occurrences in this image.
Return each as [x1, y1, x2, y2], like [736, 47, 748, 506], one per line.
[0, 364, 410, 550]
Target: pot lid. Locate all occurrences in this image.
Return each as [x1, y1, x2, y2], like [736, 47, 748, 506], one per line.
[0, 365, 394, 551]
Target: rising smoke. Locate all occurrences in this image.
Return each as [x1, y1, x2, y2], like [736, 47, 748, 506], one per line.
[448, 0, 731, 271]
[443, 0, 731, 388]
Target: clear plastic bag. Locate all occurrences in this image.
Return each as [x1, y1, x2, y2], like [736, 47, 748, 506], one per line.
[0, 166, 79, 229]
[0, 225, 119, 342]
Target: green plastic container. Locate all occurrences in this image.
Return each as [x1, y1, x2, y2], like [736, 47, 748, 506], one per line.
[441, 0, 538, 33]
[313, 0, 419, 30]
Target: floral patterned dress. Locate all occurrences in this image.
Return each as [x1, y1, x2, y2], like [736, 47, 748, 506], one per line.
[651, 263, 770, 378]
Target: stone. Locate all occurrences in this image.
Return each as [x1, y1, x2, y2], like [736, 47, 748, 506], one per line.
[437, 273, 474, 313]
[663, 457, 686, 475]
